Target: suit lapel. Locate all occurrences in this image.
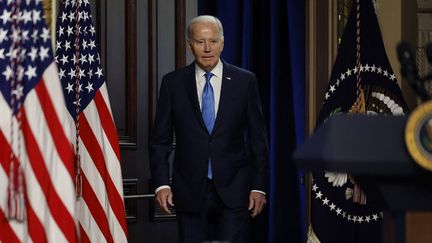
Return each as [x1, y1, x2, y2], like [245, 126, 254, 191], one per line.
[183, 63, 207, 131]
[213, 62, 235, 135]
[183, 61, 237, 135]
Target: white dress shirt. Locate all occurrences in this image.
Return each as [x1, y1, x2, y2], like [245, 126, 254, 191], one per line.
[195, 60, 223, 115]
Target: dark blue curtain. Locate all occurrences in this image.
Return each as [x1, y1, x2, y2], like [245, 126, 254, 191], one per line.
[198, 1, 306, 242]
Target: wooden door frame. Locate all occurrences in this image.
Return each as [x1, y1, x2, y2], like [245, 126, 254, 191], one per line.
[305, 0, 339, 228]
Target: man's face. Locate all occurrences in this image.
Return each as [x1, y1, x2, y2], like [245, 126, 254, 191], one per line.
[188, 22, 224, 72]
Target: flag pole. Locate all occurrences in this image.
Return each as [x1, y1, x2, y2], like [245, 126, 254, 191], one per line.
[51, 0, 57, 49]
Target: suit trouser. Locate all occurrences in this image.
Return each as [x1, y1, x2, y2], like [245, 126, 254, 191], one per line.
[176, 179, 251, 243]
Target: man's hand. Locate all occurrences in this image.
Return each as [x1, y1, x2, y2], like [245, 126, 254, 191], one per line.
[155, 188, 174, 214]
[248, 191, 266, 218]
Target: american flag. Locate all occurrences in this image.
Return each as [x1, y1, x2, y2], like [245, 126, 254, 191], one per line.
[0, 0, 77, 242]
[55, 0, 128, 242]
[310, 0, 407, 242]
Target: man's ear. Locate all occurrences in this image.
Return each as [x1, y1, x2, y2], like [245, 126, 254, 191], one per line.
[187, 41, 192, 51]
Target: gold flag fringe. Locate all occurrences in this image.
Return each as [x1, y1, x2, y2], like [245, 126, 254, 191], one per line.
[307, 225, 321, 243]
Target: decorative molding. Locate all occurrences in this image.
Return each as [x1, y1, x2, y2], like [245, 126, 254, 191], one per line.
[417, 11, 432, 97]
[306, 0, 336, 136]
[417, 0, 432, 10]
[328, 0, 338, 75]
[149, 0, 158, 131]
[97, 0, 106, 77]
[121, 0, 138, 148]
[123, 179, 138, 221]
[175, 0, 186, 68]
[417, 14, 432, 77]
[306, 0, 347, 231]
[306, 0, 317, 136]
[305, 0, 319, 231]
[97, 0, 138, 148]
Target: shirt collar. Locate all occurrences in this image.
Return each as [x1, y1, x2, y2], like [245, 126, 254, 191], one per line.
[195, 59, 223, 79]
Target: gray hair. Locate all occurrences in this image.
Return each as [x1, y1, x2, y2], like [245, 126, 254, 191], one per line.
[186, 15, 224, 41]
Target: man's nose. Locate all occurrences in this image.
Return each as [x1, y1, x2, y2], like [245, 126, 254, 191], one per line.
[204, 42, 211, 52]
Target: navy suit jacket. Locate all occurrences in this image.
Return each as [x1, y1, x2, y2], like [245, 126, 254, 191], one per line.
[150, 61, 269, 213]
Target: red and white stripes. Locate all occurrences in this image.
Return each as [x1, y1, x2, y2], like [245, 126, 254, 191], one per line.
[0, 68, 128, 242]
[0, 63, 78, 242]
[77, 82, 128, 243]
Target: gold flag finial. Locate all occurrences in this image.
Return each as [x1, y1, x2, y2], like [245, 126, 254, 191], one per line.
[42, 0, 52, 28]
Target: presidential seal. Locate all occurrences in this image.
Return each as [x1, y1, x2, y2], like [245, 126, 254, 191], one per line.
[405, 100, 432, 171]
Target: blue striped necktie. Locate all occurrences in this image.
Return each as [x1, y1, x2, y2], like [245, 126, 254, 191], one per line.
[202, 72, 214, 179]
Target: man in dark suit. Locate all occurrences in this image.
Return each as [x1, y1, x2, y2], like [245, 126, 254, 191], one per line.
[150, 15, 269, 243]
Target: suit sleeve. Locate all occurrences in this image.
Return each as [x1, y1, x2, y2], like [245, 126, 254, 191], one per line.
[246, 75, 270, 193]
[149, 76, 174, 188]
